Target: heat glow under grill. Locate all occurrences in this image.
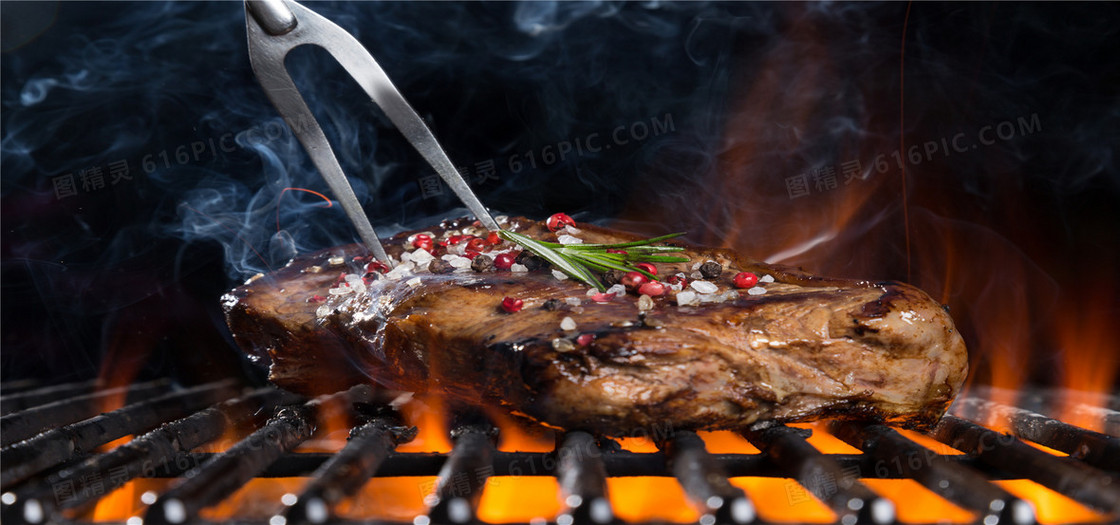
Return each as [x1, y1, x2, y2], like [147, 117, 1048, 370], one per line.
[1, 380, 1117, 525]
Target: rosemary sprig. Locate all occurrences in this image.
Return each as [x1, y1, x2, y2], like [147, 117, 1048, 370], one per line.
[498, 230, 690, 291]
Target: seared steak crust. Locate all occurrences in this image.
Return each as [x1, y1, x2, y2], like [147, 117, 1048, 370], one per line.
[224, 218, 967, 434]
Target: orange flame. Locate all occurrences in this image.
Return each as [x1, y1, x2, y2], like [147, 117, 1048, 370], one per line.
[395, 395, 453, 453]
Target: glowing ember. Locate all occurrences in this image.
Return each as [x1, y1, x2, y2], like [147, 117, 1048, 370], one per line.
[607, 478, 699, 523]
[996, 480, 1111, 525]
[860, 479, 973, 523]
[476, 477, 561, 523]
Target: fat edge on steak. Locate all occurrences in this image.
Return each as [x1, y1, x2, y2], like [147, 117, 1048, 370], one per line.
[223, 217, 968, 434]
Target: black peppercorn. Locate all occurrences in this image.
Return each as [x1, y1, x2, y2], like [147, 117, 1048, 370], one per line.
[542, 298, 562, 311]
[428, 259, 453, 274]
[699, 261, 723, 279]
[515, 251, 546, 271]
[471, 254, 495, 272]
[604, 269, 627, 285]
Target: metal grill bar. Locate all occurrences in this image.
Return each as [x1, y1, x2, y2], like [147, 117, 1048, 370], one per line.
[144, 386, 373, 525]
[1, 379, 174, 446]
[0, 380, 238, 491]
[425, 423, 498, 524]
[282, 411, 416, 524]
[555, 431, 613, 525]
[2, 387, 292, 524]
[742, 424, 895, 525]
[0, 379, 43, 395]
[829, 420, 1035, 524]
[0, 379, 99, 416]
[664, 430, 756, 524]
[967, 386, 1120, 437]
[3, 378, 1119, 525]
[932, 415, 1120, 515]
[953, 397, 1120, 470]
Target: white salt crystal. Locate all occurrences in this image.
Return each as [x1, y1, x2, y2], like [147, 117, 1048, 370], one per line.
[563, 225, 583, 235]
[690, 271, 703, 280]
[564, 297, 582, 306]
[552, 338, 575, 353]
[399, 251, 413, 263]
[606, 284, 626, 297]
[586, 288, 600, 296]
[669, 283, 683, 292]
[552, 270, 569, 280]
[747, 286, 767, 295]
[385, 265, 412, 280]
[691, 262, 703, 271]
[447, 256, 472, 269]
[676, 290, 698, 306]
[351, 282, 367, 295]
[328, 256, 344, 266]
[557, 234, 583, 245]
[637, 295, 654, 311]
[344, 273, 361, 282]
[328, 286, 351, 296]
[560, 316, 577, 331]
[406, 277, 422, 288]
[698, 294, 721, 304]
[760, 274, 775, 283]
[442, 254, 458, 261]
[410, 249, 434, 265]
[510, 263, 528, 273]
[690, 280, 719, 294]
[495, 215, 509, 225]
[316, 305, 331, 317]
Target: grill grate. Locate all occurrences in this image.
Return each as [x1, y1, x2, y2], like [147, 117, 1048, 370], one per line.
[1, 380, 1118, 525]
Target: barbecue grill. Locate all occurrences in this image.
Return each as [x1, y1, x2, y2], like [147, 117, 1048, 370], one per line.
[4, 2, 1120, 525]
[2, 378, 1117, 525]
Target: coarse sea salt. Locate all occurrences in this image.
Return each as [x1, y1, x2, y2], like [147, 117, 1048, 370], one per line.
[328, 256, 345, 266]
[760, 274, 775, 283]
[747, 286, 767, 295]
[316, 305, 331, 317]
[564, 297, 582, 306]
[691, 262, 703, 271]
[690, 271, 704, 280]
[447, 256, 472, 269]
[552, 338, 576, 353]
[510, 263, 528, 273]
[563, 225, 583, 235]
[351, 282, 367, 295]
[410, 249, 434, 265]
[406, 277, 422, 288]
[385, 265, 412, 280]
[637, 294, 654, 311]
[690, 280, 719, 294]
[560, 316, 577, 331]
[328, 286, 351, 296]
[606, 284, 626, 297]
[557, 234, 583, 245]
[676, 290, 698, 306]
[552, 270, 569, 281]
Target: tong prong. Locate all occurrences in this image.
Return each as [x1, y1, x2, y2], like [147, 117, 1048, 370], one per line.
[246, 0, 499, 264]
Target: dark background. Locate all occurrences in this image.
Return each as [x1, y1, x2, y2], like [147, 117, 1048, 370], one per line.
[2, 2, 1118, 392]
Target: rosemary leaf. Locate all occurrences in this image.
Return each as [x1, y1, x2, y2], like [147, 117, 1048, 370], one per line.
[497, 228, 689, 291]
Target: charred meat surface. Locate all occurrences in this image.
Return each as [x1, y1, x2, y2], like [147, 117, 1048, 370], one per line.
[223, 217, 967, 434]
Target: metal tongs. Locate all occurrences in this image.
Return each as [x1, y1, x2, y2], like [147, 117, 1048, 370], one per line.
[245, 0, 498, 264]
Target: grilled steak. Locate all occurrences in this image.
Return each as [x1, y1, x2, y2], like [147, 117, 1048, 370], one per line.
[223, 217, 967, 433]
